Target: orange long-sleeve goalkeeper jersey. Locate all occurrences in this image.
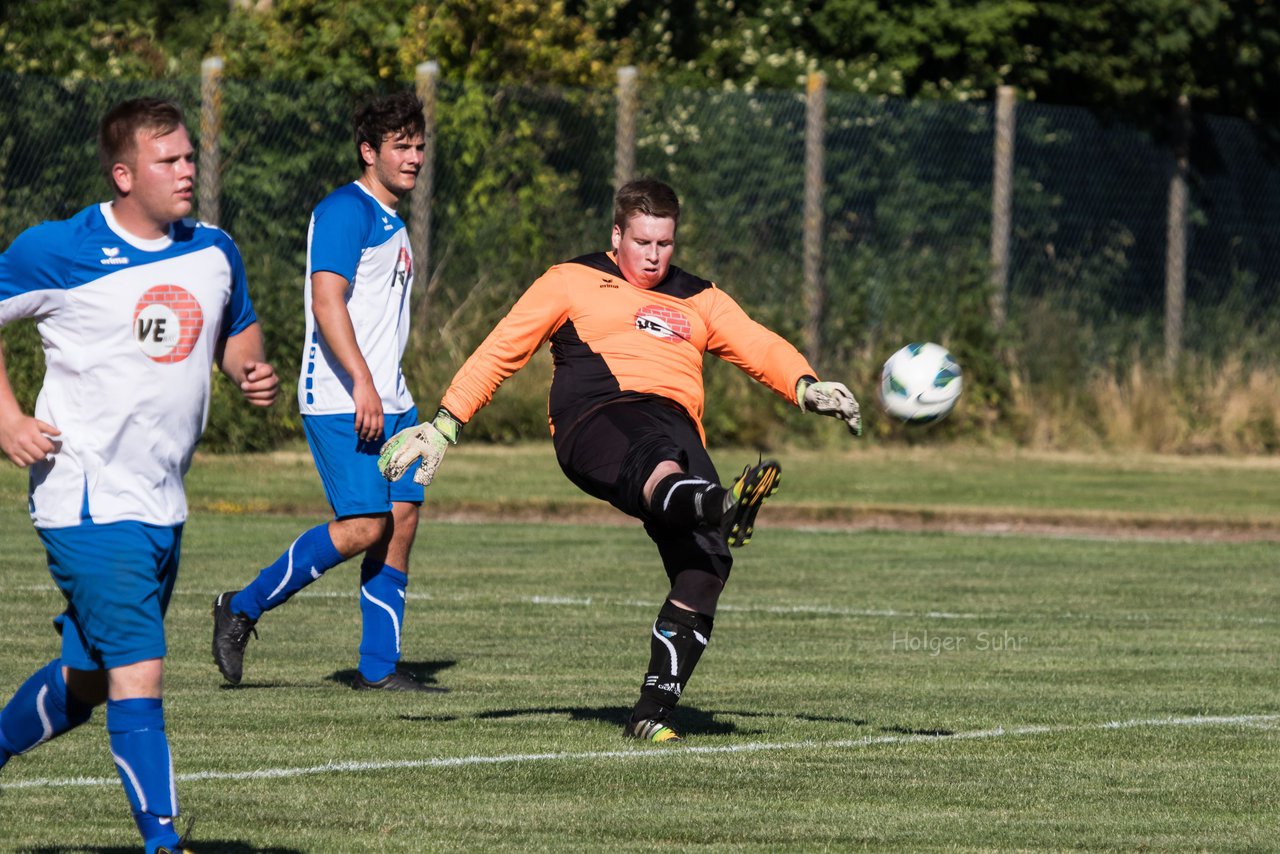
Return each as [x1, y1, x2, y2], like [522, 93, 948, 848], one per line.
[440, 251, 817, 443]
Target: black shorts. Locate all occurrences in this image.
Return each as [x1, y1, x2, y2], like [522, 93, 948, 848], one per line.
[554, 394, 733, 583]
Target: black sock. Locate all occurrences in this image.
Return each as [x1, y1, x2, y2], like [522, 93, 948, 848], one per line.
[648, 472, 727, 530]
[631, 601, 715, 722]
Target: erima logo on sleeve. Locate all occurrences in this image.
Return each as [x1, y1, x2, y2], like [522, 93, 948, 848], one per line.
[382, 216, 393, 232]
[100, 246, 130, 266]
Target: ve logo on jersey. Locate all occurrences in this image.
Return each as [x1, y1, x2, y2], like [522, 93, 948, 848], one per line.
[634, 304, 692, 343]
[393, 247, 413, 290]
[133, 285, 204, 363]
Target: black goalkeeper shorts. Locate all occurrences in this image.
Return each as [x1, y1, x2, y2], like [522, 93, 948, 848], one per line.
[554, 395, 733, 583]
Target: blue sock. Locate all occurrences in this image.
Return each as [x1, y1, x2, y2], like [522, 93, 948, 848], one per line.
[232, 523, 345, 620]
[107, 698, 180, 854]
[359, 561, 408, 681]
[0, 659, 94, 768]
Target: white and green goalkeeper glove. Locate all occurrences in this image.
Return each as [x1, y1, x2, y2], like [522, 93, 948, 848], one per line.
[797, 377, 862, 437]
[378, 407, 463, 486]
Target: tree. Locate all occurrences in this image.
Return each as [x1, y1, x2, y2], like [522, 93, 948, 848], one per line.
[579, 0, 1280, 130]
[0, 0, 225, 77]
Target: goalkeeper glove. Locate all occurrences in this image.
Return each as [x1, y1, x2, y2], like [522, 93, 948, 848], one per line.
[797, 377, 862, 437]
[378, 407, 463, 486]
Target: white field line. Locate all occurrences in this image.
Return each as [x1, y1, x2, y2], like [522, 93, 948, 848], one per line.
[527, 595, 983, 620]
[10, 585, 1280, 625]
[7, 585, 981, 620]
[2, 713, 1275, 792]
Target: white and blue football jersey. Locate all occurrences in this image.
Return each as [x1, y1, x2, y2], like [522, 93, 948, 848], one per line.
[0, 203, 258, 528]
[299, 181, 415, 416]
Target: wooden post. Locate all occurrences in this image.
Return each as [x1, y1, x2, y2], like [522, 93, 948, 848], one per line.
[198, 56, 223, 226]
[614, 66, 638, 192]
[802, 71, 826, 365]
[1164, 95, 1190, 375]
[990, 85, 1016, 329]
[412, 61, 438, 298]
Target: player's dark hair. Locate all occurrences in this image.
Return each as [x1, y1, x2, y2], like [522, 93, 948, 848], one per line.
[98, 97, 186, 188]
[614, 178, 681, 231]
[354, 91, 426, 170]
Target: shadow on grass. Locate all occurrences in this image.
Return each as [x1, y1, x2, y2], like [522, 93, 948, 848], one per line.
[397, 704, 872, 736]
[22, 845, 301, 854]
[324, 658, 456, 691]
[217, 659, 456, 692]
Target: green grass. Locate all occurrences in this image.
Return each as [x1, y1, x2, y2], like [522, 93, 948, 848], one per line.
[1, 448, 1279, 851]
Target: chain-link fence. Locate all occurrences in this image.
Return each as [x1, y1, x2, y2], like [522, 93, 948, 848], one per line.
[2, 68, 1277, 446]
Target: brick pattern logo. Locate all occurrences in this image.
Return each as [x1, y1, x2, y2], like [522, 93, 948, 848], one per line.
[133, 285, 204, 363]
[394, 246, 412, 290]
[634, 304, 692, 343]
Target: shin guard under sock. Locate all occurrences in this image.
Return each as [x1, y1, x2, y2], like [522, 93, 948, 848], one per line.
[648, 472, 727, 530]
[0, 659, 94, 766]
[632, 601, 714, 722]
[232, 523, 344, 620]
[358, 560, 408, 681]
[107, 698, 180, 854]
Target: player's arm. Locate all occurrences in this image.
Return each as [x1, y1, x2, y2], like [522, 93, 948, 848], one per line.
[217, 321, 279, 408]
[310, 270, 382, 440]
[0, 337, 60, 466]
[703, 288, 862, 436]
[380, 271, 569, 486]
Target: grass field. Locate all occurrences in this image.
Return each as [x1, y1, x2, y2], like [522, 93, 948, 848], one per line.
[1, 445, 1278, 851]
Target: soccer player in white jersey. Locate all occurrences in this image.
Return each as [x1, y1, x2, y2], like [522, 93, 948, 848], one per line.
[211, 92, 441, 692]
[0, 98, 279, 854]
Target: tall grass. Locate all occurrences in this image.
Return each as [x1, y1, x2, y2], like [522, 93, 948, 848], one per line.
[1017, 355, 1280, 453]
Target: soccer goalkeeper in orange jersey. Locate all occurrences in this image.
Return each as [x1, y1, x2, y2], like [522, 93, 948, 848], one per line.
[380, 178, 861, 742]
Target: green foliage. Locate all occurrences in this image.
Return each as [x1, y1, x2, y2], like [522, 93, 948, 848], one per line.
[3, 2, 1280, 453]
[0, 0, 225, 78]
[212, 0, 611, 88]
[0, 321, 42, 413]
[6, 0, 1280, 126]
[402, 0, 609, 86]
[583, 0, 1280, 133]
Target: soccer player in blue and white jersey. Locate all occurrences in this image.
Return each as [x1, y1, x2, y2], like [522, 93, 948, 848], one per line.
[0, 98, 279, 854]
[212, 92, 440, 692]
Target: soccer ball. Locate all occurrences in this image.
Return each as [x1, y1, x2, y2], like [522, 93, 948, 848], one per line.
[879, 342, 963, 423]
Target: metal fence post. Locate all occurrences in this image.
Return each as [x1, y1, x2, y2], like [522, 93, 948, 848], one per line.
[614, 66, 638, 192]
[990, 85, 1016, 330]
[1164, 95, 1190, 375]
[802, 71, 826, 365]
[198, 56, 223, 226]
[412, 60, 438, 301]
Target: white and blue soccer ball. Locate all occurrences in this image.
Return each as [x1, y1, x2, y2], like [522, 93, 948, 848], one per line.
[879, 342, 963, 424]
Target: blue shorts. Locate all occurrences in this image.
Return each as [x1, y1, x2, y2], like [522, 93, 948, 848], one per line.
[303, 408, 425, 519]
[38, 520, 183, 671]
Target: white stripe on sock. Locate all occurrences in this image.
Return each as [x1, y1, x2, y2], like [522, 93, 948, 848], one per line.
[167, 748, 177, 815]
[31, 685, 53, 750]
[651, 621, 679, 677]
[361, 586, 402, 654]
[111, 751, 148, 813]
[266, 538, 298, 601]
[661, 478, 709, 513]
